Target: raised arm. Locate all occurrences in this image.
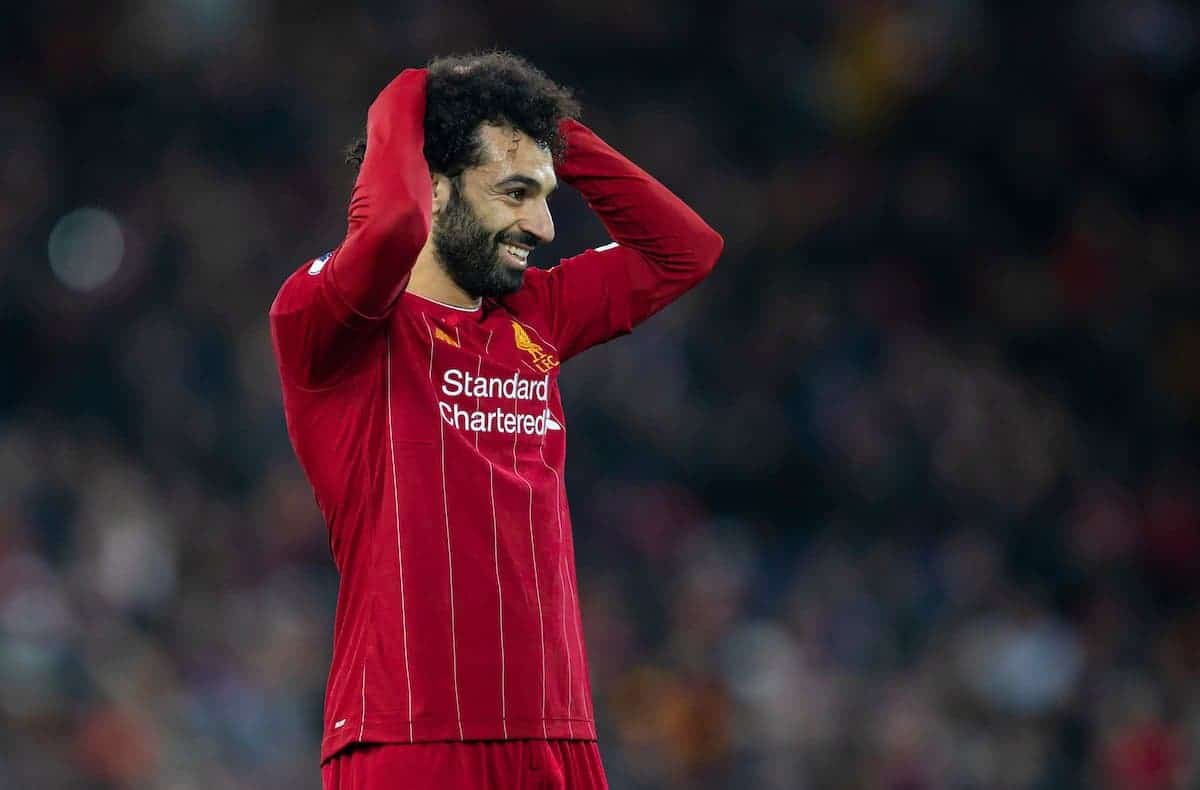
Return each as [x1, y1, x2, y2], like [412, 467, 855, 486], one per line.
[269, 69, 431, 389]
[523, 118, 724, 361]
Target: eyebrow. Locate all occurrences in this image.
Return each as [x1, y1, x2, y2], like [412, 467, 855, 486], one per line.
[497, 175, 558, 195]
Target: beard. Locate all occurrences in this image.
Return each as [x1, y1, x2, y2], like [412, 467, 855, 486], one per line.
[431, 182, 532, 299]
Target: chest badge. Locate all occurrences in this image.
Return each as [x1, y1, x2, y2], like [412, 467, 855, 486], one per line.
[512, 321, 559, 373]
[434, 326, 460, 348]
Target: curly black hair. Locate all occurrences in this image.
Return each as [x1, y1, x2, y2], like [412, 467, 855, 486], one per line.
[345, 51, 580, 173]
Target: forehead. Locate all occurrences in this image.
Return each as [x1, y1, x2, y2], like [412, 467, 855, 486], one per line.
[473, 123, 557, 188]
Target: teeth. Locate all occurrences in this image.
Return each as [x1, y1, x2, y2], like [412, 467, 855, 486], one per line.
[504, 245, 529, 261]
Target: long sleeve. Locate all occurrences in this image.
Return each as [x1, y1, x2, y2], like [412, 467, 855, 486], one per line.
[516, 118, 724, 361]
[269, 69, 431, 389]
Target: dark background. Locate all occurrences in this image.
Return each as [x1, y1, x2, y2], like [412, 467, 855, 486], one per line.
[2, 1, 1199, 787]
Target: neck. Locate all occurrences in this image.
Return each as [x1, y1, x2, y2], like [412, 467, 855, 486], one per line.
[406, 242, 482, 309]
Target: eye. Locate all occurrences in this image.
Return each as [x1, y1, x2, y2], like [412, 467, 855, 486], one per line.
[505, 188, 526, 201]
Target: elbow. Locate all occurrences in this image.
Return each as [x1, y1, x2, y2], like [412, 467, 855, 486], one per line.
[692, 223, 724, 276]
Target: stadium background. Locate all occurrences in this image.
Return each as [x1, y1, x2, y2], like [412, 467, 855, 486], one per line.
[3, 1, 1200, 787]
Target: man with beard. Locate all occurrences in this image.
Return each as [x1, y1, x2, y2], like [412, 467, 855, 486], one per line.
[269, 52, 722, 789]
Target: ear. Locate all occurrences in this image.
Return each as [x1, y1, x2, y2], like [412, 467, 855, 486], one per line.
[431, 172, 452, 216]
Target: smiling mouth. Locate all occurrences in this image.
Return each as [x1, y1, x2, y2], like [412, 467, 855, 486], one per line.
[499, 242, 531, 269]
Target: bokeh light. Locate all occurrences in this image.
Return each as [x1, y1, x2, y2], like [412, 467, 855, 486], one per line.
[47, 207, 125, 292]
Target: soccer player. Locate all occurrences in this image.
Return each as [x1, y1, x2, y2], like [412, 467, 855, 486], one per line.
[269, 52, 722, 789]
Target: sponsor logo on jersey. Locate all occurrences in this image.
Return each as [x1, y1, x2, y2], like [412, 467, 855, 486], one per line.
[438, 368, 561, 436]
[512, 321, 559, 373]
[438, 402, 562, 435]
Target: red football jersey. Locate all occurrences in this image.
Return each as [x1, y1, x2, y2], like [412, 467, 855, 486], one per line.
[269, 69, 722, 765]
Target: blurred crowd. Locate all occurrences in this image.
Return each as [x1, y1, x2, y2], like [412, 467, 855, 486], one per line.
[3, 0, 1200, 787]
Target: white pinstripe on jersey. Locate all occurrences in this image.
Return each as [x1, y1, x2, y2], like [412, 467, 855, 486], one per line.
[511, 394, 548, 738]
[422, 315, 465, 739]
[385, 332, 415, 741]
[538, 422, 575, 737]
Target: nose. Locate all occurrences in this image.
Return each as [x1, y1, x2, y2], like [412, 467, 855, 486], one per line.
[520, 198, 555, 246]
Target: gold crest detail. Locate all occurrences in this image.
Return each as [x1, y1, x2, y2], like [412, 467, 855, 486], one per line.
[434, 327, 460, 348]
[512, 321, 559, 373]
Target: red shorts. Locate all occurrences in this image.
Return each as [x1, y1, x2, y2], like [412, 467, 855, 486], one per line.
[321, 740, 608, 790]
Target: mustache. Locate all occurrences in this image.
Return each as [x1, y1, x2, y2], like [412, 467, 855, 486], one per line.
[496, 230, 541, 249]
